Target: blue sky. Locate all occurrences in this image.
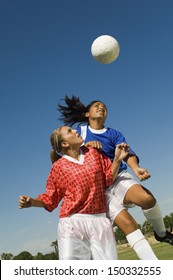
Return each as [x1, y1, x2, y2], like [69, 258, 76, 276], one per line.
[0, 0, 173, 256]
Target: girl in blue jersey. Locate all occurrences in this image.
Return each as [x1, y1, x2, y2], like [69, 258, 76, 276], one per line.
[51, 96, 173, 259]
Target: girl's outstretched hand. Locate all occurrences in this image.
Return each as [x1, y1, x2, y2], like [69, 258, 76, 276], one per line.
[19, 196, 32, 208]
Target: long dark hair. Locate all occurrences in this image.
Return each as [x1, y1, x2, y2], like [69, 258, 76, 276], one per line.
[57, 95, 102, 126]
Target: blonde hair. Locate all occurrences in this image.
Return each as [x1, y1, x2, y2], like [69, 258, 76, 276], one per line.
[50, 127, 64, 153]
[50, 127, 65, 163]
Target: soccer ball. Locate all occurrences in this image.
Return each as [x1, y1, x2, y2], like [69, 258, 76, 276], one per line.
[91, 35, 120, 64]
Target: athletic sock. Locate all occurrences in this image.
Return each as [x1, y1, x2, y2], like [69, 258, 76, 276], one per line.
[142, 203, 166, 237]
[126, 229, 158, 260]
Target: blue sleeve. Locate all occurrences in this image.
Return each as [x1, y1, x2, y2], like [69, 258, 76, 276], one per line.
[113, 130, 139, 163]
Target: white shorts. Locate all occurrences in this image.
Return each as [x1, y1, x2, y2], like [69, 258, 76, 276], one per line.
[58, 213, 117, 260]
[105, 170, 138, 224]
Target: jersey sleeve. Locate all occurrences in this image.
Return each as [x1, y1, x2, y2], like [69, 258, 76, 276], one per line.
[38, 164, 65, 212]
[113, 130, 139, 162]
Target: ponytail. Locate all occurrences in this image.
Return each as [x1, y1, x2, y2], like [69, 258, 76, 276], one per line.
[50, 149, 61, 164]
[57, 95, 88, 126]
[50, 127, 63, 163]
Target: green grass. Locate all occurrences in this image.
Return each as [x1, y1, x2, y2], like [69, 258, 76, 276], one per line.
[118, 243, 173, 260]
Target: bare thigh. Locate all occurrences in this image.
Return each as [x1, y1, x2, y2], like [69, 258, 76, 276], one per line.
[124, 184, 156, 209]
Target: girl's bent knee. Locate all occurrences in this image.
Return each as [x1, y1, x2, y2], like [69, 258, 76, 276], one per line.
[142, 195, 156, 209]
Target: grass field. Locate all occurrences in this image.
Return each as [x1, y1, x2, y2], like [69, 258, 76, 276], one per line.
[118, 242, 173, 260]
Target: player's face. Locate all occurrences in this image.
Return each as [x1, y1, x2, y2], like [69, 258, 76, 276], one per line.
[59, 126, 84, 147]
[87, 102, 107, 121]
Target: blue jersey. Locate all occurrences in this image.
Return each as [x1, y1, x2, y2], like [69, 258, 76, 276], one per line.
[77, 125, 138, 174]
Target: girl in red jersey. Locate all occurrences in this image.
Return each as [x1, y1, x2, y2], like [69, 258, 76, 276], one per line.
[19, 125, 129, 260]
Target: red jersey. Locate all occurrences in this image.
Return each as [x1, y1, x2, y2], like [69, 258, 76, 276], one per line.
[38, 146, 113, 217]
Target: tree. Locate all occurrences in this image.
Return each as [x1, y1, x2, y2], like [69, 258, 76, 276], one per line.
[167, 213, 173, 228]
[163, 215, 172, 229]
[1, 252, 13, 260]
[34, 252, 44, 260]
[114, 227, 126, 243]
[43, 252, 58, 260]
[141, 220, 152, 234]
[50, 240, 58, 256]
[13, 251, 33, 260]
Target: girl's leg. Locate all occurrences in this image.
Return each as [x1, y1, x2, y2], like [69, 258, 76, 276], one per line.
[124, 185, 173, 245]
[106, 186, 157, 258]
[123, 184, 156, 209]
[114, 210, 158, 260]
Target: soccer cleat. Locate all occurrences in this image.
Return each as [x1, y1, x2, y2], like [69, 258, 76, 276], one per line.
[154, 228, 173, 245]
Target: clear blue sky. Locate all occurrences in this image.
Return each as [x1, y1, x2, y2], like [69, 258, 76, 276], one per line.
[0, 0, 173, 256]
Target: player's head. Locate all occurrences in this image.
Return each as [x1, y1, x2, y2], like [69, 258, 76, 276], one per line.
[57, 95, 107, 126]
[50, 125, 84, 155]
[85, 101, 107, 123]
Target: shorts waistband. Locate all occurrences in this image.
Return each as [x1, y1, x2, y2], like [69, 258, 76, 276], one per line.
[62, 213, 106, 219]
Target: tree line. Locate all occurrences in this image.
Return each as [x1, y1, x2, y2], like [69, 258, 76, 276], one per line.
[1, 212, 173, 260]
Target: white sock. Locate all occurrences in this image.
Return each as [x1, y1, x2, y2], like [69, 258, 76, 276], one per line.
[126, 229, 158, 260]
[143, 203, 166, 237]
